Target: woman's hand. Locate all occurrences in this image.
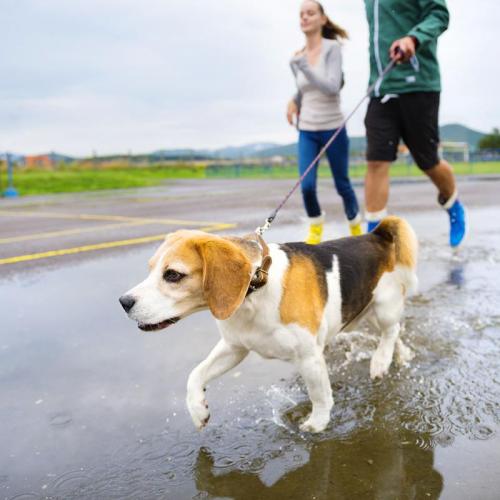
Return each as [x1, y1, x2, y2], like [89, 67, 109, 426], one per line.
[287, 100, 299, 126]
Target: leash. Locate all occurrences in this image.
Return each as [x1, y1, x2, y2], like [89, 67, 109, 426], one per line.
[255, 56, 399, 236]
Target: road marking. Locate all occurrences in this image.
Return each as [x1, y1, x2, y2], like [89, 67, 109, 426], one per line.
[0, 210, 222, 226]
[0, 219, 235, 245]
[0, 223, 236, 265]
[0, 209, 236, 246]
[0, 221, 144, 244]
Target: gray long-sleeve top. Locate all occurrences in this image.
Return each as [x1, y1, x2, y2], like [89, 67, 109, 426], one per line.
[290, 38, 345, 131]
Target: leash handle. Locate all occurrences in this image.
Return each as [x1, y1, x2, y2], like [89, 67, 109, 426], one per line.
[255, 57, 397, 237]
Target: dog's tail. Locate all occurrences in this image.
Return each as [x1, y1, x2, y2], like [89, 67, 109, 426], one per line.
[373, 216, 419, 293]
[373, 216, 418, 269]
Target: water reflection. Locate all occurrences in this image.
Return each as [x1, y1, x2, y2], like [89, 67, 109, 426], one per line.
[447, 256, 465, 288]
[194, 424, 443, 500]
[1, 223, 499, 499]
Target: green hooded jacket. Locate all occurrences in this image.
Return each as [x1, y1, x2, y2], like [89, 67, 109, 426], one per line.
[364, 0, 449, 96]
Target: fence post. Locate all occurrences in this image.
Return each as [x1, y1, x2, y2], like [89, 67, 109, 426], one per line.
[3, 152, 19, 198]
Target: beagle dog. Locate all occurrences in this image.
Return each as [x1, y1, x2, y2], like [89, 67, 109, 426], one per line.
[119, 216, 418, 433]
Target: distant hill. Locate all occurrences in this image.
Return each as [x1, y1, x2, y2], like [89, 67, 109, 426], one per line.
[253, 123, 486, 158]
[151, 149, 214, 161]
[152, 143, 279, 161]
[3, 151, 75, 163]
[439, 123, 485, 149]
[349, 136, 367, 154]
[213, 143, 279, 159]
[8, 124, 486, 164]
[46, 152, 75, 163]
[253, 143, 296, 158]
[0, 152, 26, 162]
[251, 136, 367, 157]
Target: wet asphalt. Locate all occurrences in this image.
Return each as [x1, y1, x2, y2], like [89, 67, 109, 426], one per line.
[0, 178, 499, 499]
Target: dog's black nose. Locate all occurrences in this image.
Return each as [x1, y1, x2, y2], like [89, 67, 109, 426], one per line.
[119, 295, 136, 313]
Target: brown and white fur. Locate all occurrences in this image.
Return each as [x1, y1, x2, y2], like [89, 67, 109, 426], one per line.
[119, 216, 418, 433]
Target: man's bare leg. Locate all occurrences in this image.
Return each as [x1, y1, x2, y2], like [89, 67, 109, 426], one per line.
[424, 159, 456, 203]
[424, 159, 466, 247]
[365, 160, 391, 230]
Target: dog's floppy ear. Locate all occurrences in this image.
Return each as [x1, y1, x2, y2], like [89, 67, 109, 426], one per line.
[198, 239, 253, 320]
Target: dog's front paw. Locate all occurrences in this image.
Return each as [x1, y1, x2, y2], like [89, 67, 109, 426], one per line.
[299, 413, 330, 433]
[187, 395, 210, 430]
[370, 349, 392, 379]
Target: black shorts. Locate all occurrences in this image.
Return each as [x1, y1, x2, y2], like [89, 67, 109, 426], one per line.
[365, 92, 440, 171]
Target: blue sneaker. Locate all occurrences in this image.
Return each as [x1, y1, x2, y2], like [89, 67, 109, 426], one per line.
[447, 199, 466, 247]
[365, 209, 387, 233]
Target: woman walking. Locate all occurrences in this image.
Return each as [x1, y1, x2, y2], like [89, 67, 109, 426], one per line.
[288, 0, 362, 244]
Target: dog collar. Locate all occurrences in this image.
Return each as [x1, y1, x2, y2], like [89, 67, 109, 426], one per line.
[246, 234, 272, 296]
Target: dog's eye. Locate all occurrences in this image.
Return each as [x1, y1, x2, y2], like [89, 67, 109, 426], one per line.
[163, 269, 186, 283]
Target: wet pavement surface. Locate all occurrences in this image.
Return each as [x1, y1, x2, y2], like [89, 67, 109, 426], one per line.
[0, 179, 499, 499]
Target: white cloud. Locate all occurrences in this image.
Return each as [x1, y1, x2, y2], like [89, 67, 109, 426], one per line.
[0, 0, 497, 156]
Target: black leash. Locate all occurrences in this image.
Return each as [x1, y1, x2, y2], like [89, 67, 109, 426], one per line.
[256, 56, 398, 236]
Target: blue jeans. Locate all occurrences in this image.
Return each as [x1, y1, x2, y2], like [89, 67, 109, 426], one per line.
[298, 128, 359, 221]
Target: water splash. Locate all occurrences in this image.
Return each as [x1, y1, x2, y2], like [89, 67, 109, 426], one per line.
[17, 238, 500, 498]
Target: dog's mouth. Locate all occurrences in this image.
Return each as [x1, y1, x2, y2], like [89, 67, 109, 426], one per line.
[138, 317, 180, 332]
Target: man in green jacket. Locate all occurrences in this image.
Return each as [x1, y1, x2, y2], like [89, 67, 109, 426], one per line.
[363, 0, 466, 247]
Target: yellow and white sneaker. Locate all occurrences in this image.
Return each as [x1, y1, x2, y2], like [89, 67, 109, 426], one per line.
[305, 213, 325, 245]
[348, 214, 363, 236]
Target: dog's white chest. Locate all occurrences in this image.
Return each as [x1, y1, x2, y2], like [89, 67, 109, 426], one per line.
[219, 314, 317, 362]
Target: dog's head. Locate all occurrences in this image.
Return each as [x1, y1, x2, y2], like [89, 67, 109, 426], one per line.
[119, 230, 264, 331]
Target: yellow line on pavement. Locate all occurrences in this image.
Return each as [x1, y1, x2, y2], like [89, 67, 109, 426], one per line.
[0, 223, 236, 265]
[0, 236, 167, 265]
[0, 221, 145, 244]
[0, 210, 223, 227]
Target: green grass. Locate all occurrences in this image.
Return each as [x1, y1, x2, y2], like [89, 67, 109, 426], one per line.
[206, 161, 500, 179]
[348, 161, 500, 178]
[0, 165, 205, 196]
[1, 161, 499, 196]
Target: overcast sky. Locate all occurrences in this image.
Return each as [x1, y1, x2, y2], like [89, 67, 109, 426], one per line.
[1, 0, 497, 156]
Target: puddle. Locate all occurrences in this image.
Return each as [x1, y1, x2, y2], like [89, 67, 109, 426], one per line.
[0, 214, 499, 499]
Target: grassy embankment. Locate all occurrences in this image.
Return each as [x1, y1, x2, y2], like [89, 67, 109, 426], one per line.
[1, 161, 499, 196]
[0, 163, 206, 196]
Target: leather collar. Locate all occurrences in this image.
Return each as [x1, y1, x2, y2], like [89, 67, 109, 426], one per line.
[246, 234, 272, 296]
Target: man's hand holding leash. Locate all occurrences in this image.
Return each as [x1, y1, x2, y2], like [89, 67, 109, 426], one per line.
[390, 36, 419, 62]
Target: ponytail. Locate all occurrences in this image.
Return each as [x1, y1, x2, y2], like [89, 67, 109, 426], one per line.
[313, 1, 349, 40]
[322, 17, 349, 40]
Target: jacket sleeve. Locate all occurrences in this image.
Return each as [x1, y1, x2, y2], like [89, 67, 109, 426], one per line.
[407, 0, 449, 47]
[290, 43, 343, 96]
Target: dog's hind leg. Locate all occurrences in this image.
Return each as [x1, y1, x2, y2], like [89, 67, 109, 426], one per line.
[394, 338, 414, 366]
[370, 281, 405, 379]
[186, 340, 248, 430]
[296, 350, 333, 433]
[370, 323, 401, 379]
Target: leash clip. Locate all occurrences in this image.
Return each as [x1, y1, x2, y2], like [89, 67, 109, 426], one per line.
[255, 216, 273, 236]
